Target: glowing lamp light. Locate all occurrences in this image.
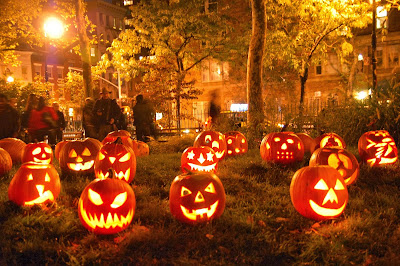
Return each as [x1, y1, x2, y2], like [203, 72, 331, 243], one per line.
[230, 104, 248, 112]
[156, 113, 162, 120]
[44, 17, 64, 39]
[355, 91, 369, 100]
[358, 54, 364, 61]
[6, 76, 14, 83]
[68, 108, 74, 117]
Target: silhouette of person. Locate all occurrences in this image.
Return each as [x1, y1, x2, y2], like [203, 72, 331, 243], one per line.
[0, 93, 20, 140]
[28, 96, 58, 145]
[133, 94, 156, 142]
[82, 97, 97, 139]
[209, 91, 221, 129]
[52, 102, 66, 143]
[21, 93, 37, 143]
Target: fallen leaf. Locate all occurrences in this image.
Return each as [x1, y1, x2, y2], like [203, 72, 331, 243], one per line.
[275, 217, 289, 222]
[205, 234, 214, 240]
[257, 220, 266, 227]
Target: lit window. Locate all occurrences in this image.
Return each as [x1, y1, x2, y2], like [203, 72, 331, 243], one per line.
[91, 47, 95, 57]
[376, 6, 387, 29]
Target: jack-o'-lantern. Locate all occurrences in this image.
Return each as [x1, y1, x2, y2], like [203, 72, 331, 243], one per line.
[132, 140, 149, 157]
[94, 138, 136, 183]
[181, 146, 218, 173]
[295, 133, 316, 154]
[260, 132, 304, 164]
[22, 142, 53, 164]
[0, 148, 12, 177]
[309, 147, 359, 185]
[314, 133, 346, 150]
[169, 172, 225, 225]
[358, 130, 398, 166]
[59, 138, 102, 174]
[224, 131, 248, 156]
[0, 137, 26, 164]
[8, 162, 61, 206]
[78, 171, 136, 234]
[102, 130, 135, 151]
[290, 165, 348, 221]
[194, 131, 227, 160]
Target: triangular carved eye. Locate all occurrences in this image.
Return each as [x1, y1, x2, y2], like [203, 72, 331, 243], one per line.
[88, 189, 103, 205]
[314, 179, 329, 190]
[181, 186, 192, 197]
[111, 192, 127, 208]
[204, 182, 216, 194]
[82, 147, 91, 156]
[334, 179, 345, 190]
[98, 151, 106, 160]
[69, 149, 77, 158]
[27, 174, 34, 181]
[45, 173, 51, 182]
[119, 153, 131, 162]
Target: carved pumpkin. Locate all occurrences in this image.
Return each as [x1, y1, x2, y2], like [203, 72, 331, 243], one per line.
[8, 162, 61, 206]
[0, 137, 26, 164]
[0, 148, 12, 177]
[94, 138, 136, 183]
[224, 131, 248, 156]
[314, 133, 346, 150]
[260, 132, 304, 164]
[169, 172, 226, 225]
[295, 133, 316, 154]
[102, 130, 135, 152]
[290, 165, 348, 221]
[22, 142, 53, 164]
[193, 131, 227, 160]
[358, 130, 398, 166]
[132, 140, 150, 157]
[54, 140, 68, 161]
[309, 147, 359, 185]
[181, 146, 218, 173]
[78, 171, 136, 234]
[59, 138, 102, 174]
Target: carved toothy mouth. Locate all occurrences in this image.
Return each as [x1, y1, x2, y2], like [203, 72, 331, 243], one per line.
[68, 161, 94, 171]
[97, 169, 131, 182]
[79, 200, 134, 229]
[24, 185, 54, 206]
[309, 200, 347, 217]
[180, 200, 219, 221]
[187, 163, 217, 172]
[33, 157, 51, 164]
[276, 151, 293, 160]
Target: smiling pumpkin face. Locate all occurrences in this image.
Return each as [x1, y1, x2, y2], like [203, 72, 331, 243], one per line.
[8, 162, 61, 206]
[194, 131, 227, 160]
[169, 172, 226, 225]
[290, 165, 348, 221]
[22, 142, 53, 164]
[181, 146, 218, 173]
[78, 177, 136, 234]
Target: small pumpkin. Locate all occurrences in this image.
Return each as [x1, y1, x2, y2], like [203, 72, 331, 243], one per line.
[295, 132, 315, 154]
[102, 130, 135, 152]
[132, 140, 149, 157]
[181, 146, 218, 173]
[358, 130, 398, 166]
[309, 147, 359, 185]
[78, 170, 136, 234]
[224, 131, 248, 156]
[22, 142, 53, 164]
[8, 162, 61, 206]
[94, 138, 136, 183]
[193, 131, 227, 160]
[0, 137, 26, 164]
[260, 132, 304, 164]
[314, 133, 346, 150]
[169, 172, 226, 225]
[0, 148, 12, 177]
[290, 165, 348, 221]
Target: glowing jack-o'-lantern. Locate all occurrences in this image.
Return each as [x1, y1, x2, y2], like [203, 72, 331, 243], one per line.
[0, 148, 12, 177]
[22, 142, 53, 164]
[290, 165, 348, 221]
[8, 162, 61, 206]
[194, 131, 227, 160]
[260, 132, 304, 164]
[78, 172, 136, 234]
[94, 138, 136, 183]
[169, 172, 226, 225]
[314, 133, 346, 151]
[181, 146, 218, 173]
[358, 130, 398, 166]
[59, 138, 102, 174]
[224, 131, 248, 156]
[309, 147, 359, 185]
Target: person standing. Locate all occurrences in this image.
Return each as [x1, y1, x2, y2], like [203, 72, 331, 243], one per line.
[92, 87, 121, 140]
[28, 96, 58, 145]
[132, 94, 156, 142]
[20, 93, 37, 142]
[82, 97, 97, 139]
[0, 93, 20, 140]
[208, 91, 221, 129]
[52, 102, 66, 143]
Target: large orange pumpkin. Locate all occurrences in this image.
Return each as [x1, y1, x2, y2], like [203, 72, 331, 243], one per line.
[358, 130, 398, 166]
[0, 137, 26, 164]
[290, 165, 348, 221]
[194, 131, 227, 160]
[0, 148, 12, 177]
[260, 132, 304, 164]
[22, 142, 53, 164]
[8, 162, 61, 206]
[78, 173, 136, 234]
[169, 172, 226, 225]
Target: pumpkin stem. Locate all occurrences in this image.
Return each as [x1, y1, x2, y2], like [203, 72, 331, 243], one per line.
[108, 168, 116, 179]
[114, 137, 123, 145]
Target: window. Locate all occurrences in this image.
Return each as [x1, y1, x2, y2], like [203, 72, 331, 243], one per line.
[99, 13, 104, 25]
[113, 18, 116, 29]
[377, 49, 383, 68]
[389, 45, 399, 67]
[57, 67, 63, 80]
[202, 60, 227, 82]
[47, 65, 53, 79]
[124, 0, 133, 5]
[120, 19, 123, 30]
[91, 47, 96, 57]
[316, 64, 322, 75]
[21, 66, 28, 79]
[106, 15, 110, 27]
[34, 64, 42, 77]
[376, 6, 387, 29]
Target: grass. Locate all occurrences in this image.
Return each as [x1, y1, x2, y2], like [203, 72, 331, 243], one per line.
[1, 139, 400, 265]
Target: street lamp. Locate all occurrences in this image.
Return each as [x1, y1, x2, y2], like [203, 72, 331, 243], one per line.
[43, 17, 64, 83]
[371, 0, 377, 96]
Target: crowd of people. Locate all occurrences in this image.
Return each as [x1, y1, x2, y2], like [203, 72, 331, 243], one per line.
[0, 88, 157, 147]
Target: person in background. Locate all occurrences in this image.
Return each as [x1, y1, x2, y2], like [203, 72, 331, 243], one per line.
[208, 90, 221, 129]
[0, 93, 20, 140]
[21, 93, 37, 143]
[92, 87, 121, 140]
[52, 102, 66, 143]
[28, 96, 58, 145]
[82, 97, 97, 139]
[116, 107, 128, 131]
[133, 94, 156, 142]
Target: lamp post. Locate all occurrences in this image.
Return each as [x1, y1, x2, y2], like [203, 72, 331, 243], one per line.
[43, 17, 64, 87]
[371, 0, 377, 96]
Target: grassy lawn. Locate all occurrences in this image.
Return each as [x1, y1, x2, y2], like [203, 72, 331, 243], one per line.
[1, 137, 400, 265]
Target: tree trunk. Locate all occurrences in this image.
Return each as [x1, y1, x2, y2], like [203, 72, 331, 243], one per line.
[247, 0, 266, 146]
[298, 67, 308, 130]
[176, 77, 182, 133]
[75, 0, 93, 98]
